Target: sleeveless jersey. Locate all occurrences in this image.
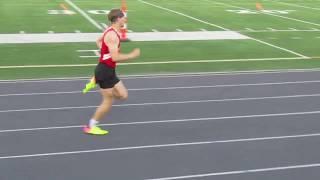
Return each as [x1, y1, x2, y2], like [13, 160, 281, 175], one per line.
[99, 27, 120, 68]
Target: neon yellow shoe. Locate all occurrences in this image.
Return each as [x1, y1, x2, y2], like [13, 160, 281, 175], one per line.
[82, 81, 96, 94]
[83, 125, 109, 135]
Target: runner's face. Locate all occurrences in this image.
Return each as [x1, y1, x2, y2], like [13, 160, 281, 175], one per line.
[119, 16, 127, 27]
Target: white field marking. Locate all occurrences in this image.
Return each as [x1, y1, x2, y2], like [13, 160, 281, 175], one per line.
[0, 31, 249, 43]
[3, 79, 320, 97]
[138, 0, 308, 58]
[139, 0, 229, 30]
[77, 49, 100, 57]
[128, 29, 133, 33]
[100, 23, 108, 29]
[19, 31, 25, 34]
[267, 28, 276, 31]
[211, 0, 320, 28]
[1, 133, 320, 159]
[200, 28, 207, 31]
[245, 28, 254, 31]
[268, 0, 320, 11]
[64, 0, 103, 30]
[4, 67, 320, 83]
[2, 110, 320, 133]
[75, 30, 81, 33]
[291, 37, 302, 39]
[176, 29, 183, 32]
[151, 29, 159, 32]
[79, 55, 97, 58]
[311, 28, 319, 30]
[2, 93, 320, 113]
[289, 28, 298, 31]
[240, 29, 320, 32]
[48, 31, 54, 34]
[145, 163, 320, 180]
[0, 57, 309, 69]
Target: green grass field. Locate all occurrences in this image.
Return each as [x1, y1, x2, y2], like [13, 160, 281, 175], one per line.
[1, 0, 320, 79]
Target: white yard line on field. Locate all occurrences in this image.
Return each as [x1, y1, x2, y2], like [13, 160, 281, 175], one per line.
[138, 0, 309, 58]
[64, 0, 103, 31]
[209, 0, 320, 27]
[267, 0, 320, 11]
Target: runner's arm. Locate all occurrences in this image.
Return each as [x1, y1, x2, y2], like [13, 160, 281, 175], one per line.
[105, 32, 140, 62]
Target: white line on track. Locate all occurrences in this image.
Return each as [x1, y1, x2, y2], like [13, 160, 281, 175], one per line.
[145, 162, 320, 180]
[3, 68, 320, 83]
[2, 80, 320, 97]
[138, 0, 309, 58]
[0, 57, 309, 69]
[2, 93, 320, 113]
[0, 132, 319, 159]
[64, 0, 103, 30]
[2, 110, 320, 133]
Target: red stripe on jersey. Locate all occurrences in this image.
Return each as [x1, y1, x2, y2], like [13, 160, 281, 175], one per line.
[99, 27, 121, 68]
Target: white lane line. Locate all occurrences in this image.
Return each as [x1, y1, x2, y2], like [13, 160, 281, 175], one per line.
[2, 80, 320, 97]
[3, 68, 320, 83]
[0, 57, 308, 69]
[138, 0, 309, 58]
[145, 162, 320, 180]
[0, 132, 319, 159]
[2, 93, 320, 113]
[64, 0, 103, 30]
[2, 110, 320, 133]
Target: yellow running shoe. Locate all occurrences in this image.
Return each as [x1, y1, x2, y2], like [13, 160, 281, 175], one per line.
[83, 125, 109, 135]
[82, 81, 96, 94]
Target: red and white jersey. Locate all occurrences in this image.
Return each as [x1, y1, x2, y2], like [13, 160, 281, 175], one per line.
[99, 27, 121, 68]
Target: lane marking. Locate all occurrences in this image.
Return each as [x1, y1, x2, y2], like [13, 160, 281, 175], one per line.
[4, 67, 320, 82]
[0, 133, 320, 159]
[0, 57, 308, 69]
[2, 79, 320, 97]
[2, 110, 320, 133]
[145, 163, 320, 180]
[2, 93, 320, 113]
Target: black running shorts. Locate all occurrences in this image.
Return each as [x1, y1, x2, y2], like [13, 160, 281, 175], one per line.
[94, 63, 120, 89]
